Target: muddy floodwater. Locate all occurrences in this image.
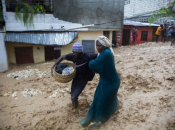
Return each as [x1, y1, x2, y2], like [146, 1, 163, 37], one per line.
[0, 42, 175, 130]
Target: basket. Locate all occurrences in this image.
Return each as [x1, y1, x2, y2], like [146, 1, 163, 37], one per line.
[53, 62, 76, 83]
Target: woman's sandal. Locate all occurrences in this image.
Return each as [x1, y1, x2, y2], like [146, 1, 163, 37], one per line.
[88, 123, 101, 130]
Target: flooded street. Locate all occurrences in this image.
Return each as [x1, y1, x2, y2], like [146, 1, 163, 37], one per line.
[0, 42, 175, 130]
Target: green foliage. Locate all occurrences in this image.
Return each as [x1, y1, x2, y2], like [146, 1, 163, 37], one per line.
[14, 1, 45, 27]
[150, 2, 175, 24]
[0, 2, 4, 22]
[45, 5, 52, 13]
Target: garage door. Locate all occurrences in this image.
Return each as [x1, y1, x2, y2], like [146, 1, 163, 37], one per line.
[15, 47, 34, 64]
[82, 40, 95, 53]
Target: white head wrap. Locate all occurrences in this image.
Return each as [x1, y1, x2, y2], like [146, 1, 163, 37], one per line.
[96, 35, 115, 56]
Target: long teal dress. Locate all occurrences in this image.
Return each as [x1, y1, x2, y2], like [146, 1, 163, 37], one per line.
[79, 48, 120, 127]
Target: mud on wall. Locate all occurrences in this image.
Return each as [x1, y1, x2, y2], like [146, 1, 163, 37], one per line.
[53, 0, 124, 30]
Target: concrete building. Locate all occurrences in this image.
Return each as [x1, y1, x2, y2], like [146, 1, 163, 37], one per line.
[116, 20, 160, 46]
[1, 0, 124, 69]
[53, 0, 124, 30]
[1, 0, 81, 67]
[0, 1, 8, 72]
[53, 0, 124, 55]
[0, 27, 8, 72]
[124, 0, 172, 24]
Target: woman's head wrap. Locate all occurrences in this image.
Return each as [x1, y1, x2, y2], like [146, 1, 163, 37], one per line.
[72, 42, 83, 52]
[96, 36, 115, 56]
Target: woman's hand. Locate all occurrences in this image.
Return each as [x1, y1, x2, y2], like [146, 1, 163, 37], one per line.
[50, 55, 65, 77]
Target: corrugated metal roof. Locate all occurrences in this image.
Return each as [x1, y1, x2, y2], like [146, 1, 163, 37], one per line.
[124, 20, 159, 27]
[5, 32, 78, 45]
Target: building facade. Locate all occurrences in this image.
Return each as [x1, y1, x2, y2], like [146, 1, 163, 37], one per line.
[53, 0, 124, 30]
[124, 0, 171, 24]
[1, 0, 124, 69]
[115, 20, 160, 46]
[1, 0, 80, 67]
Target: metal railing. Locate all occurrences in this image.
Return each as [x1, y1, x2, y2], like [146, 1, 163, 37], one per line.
[6, 0, 53, 13]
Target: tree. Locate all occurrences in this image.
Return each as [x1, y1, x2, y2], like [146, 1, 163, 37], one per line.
[149, 1, 175, 24]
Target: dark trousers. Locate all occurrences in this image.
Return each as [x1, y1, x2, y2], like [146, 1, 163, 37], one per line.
[156, 35, 159, 43]
[71, 78, 88, 99]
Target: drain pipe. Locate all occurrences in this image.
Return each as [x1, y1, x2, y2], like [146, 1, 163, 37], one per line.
[65, 24, 95, 31]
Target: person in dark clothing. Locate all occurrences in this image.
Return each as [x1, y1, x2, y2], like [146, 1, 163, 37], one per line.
[161, 24, 166, 43]
[51, 42, 97, 108]
[169, 24, 175, 46]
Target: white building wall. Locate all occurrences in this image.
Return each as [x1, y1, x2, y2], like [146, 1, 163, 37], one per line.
[1, 0, 83, 32]
[5, 12, 83, 31]
[124, 0, 170, 19]
[0, 29, 8, 72]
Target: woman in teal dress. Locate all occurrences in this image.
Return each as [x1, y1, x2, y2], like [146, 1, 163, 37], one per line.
[79, 36, 120, 129]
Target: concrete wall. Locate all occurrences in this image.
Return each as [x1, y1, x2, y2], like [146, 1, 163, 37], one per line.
[4, 12, 82, 31]
[0, 29, 8, 72]
[6, 42, 45, 64]
[61, 42, 74, 56]
[53, 0, 124, 30]
[1, 0, 91, 32]
[61, 31, 113, 55]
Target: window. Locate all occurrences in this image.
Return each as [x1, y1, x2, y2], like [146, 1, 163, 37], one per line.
[103, 31, 110, 39]
[141, 31, 148, 41]
[117, 31, 121, 42]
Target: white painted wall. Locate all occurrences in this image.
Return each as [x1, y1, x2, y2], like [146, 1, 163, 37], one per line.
[5, 12, 83, 31]
[0, 29, 8, 72]
[1, 0, 86, 31]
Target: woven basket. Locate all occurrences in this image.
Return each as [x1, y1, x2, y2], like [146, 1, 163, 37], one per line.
[53, 62, 76, 83]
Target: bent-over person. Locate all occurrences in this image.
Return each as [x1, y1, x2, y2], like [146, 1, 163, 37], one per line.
[51, 42, 97, 108]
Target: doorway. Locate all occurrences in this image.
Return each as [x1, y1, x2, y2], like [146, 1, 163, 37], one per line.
[45, 46, 61, 61]
[152, 27, 157, 42]
[122, 29, 130, 46]
[15, 47, 34, 64]
[112, 31, 117, 47]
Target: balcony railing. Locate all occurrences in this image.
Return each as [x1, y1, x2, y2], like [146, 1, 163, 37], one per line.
[6, 0, 53, 13]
